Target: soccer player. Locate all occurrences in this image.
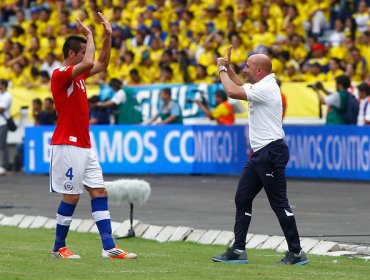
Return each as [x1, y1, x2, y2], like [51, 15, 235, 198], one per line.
[49, 14, 137, 260]
[211, 47, 308, 265]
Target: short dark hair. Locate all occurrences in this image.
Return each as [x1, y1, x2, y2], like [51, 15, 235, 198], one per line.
[45, 97, 54, 104]
[62, 35, 87, 59]
[130, 68, 139, 76]
[109, 78, 122, 90]
[160, 87, 172, 97]
[357, 82, 370, 96]
[33, 98, 42, 106]
[335, 75, 351, 89]
[215, 90, 228, 102]
[0, 79, 8, 88]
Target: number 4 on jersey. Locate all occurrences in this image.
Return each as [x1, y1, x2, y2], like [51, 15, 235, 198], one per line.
[65, 167, 74, 180]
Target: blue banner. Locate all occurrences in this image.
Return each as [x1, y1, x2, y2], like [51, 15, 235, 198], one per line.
[24, 125, 370, 180]
[284, 125, 370, 180]
[24, 125, 247, 175]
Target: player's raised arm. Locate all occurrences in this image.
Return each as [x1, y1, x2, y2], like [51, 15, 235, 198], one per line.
[89, 12, 112, 77]
[71, 19, 95, 79]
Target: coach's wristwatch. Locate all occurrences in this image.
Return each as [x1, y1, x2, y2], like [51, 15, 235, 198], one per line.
[218, 66, 227, 73]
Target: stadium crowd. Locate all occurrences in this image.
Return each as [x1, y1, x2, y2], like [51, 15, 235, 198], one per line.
[0, 0, 370, 88]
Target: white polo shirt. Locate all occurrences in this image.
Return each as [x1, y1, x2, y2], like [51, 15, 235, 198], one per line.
[0, 90, 12, 126]
[111, 89, 127, 105]
[243, 73, 284, 152]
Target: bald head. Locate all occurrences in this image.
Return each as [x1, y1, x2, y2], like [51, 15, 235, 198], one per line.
[249, 54, 272, 73]
[243, 54, 272, 84]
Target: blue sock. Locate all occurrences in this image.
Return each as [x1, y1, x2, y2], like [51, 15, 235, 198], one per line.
[91, 197, 115, 250]
[53, 201, 76, 252]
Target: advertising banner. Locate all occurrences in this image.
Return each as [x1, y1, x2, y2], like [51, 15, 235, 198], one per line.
[25, 125, 370, 180]
[284, 126, 370, 180]
[24, 125, 248, 175]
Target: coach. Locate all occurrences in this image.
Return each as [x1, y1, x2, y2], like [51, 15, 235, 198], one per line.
[211, 47, 308, 265]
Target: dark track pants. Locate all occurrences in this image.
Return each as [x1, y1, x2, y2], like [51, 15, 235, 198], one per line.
[233, 139, 302, 253]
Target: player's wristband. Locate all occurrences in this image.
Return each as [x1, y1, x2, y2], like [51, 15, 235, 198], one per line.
[218, 66, 227, 73]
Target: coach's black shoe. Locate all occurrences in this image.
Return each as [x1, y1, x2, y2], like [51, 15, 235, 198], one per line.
[276, 250, 309, 265]
[212, 248, 248, 264]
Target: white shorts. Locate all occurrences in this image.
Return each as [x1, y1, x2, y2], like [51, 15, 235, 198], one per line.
[49, 145, 105, 194]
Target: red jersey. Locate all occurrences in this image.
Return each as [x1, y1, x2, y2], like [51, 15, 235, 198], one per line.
[50, 66, 91, 148]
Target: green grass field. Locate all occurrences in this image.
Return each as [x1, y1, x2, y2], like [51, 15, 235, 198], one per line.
[0, 226, 369, 280]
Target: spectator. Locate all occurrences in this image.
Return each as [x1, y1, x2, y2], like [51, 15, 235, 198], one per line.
[98, 78, 142, 124]
[41, 52, 61, 78]
[357, 82, 370, 125]
[344, 16, 359, 40]
[88, 95, 110, 125]
[149, 37, 163, 64]
[27, 36, 41, 58]
[328, 19, 346, 47]
[31, 97, 42, 124]
[10, 62, 30, 87]
[281, 60, 302, 82]
[139, 51, 160, 84]
[325, 58, 344, 82]
[196, 89, 235, 125]
[44, 36, 63, 61]
[348, 47, 367, 82]
[308, 75, 354, 124]
[193, 64, 213, 84]
[353, 0, 369, 33]
[344, 62, 356, 81]
[10, 25, 25, 43]
[15, 9, 28, 31]
[36, 97, 57, 125]
[37, 7, 53, 37]
[126, 25, 150, 63]
[306, 0, 328, 37]
[39, 70, 51, 85]
[307, 42, 328, 67]
[148, 19, 167, 45]
[148, 87, 183, 124]
[197, 39, 216, 69]
[111, 24, 131, 50]
[127, 68, 145, 85]
[302, 62, 326, 82]
[8, 42, 24, 67]
[0, 79, 12, 174]
[251, 20, 275, 50]
[119, 50, 136, 83]
[159, 65, 177, 83]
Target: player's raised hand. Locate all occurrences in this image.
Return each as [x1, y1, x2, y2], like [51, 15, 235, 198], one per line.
[76, 18, 92, 37]
[97, 12, 112, 37]
[226, 45, 233, 66]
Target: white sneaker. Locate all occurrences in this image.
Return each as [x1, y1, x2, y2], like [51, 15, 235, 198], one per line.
[101, 246, 137, 259]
